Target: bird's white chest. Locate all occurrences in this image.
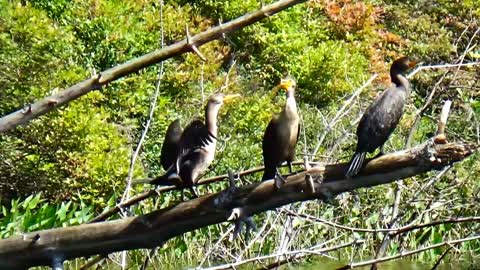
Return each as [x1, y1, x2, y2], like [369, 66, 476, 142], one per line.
[190, 140, 216, 182]
[203, 140, 217, 165]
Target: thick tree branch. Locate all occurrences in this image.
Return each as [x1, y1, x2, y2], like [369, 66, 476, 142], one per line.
[89, 161, 307, 223]
[0, 140, 473, 269]
[0, 0, 307, 134]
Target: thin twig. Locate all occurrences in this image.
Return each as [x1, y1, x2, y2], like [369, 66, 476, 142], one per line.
[119, 0, 166, 267]
[200, 240, 362, 270]
[430, 246, 455, 270]
[406, 61, 480, 79]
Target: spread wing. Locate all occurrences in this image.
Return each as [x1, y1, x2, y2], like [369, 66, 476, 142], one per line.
[176, 119, 216, 174]
[356, 87, 406, 152]
[179, 119, 216, 153]
[160, 119, 183, 171]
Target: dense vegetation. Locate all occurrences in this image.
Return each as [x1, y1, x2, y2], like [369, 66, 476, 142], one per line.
[0, 0, 479, 268]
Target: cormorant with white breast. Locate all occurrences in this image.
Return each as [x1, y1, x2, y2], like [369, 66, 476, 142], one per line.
[346, 56, 417, 178]
[262, 77, 300, 188]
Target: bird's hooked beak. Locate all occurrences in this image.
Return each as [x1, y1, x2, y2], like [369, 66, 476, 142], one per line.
[279, 78, 294, 91]
[223, 93, 241, 104]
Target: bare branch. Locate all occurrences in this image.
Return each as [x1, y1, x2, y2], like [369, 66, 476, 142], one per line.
[201, 240, 361, 270]
[389, 216, 480, 236]
[406, 61, 480, 79]
[430, 246, 455, 270]
[89, 161, 310, 223]
[286, 210, 480, 236]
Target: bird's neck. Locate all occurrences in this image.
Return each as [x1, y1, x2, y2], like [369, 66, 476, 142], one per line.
[205, 104, 220, 137]
[391, 72, 410, 92]
[284, 90, 298, 116]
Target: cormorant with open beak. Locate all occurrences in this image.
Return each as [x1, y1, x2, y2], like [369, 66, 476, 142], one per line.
[346, 56, 417, 178]
[136, 93, 240, 197]
[262, 77, 300, 188]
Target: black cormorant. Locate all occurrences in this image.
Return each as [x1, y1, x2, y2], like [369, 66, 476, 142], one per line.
[262, 77, 300, 188]
[346, 56, 416, 178]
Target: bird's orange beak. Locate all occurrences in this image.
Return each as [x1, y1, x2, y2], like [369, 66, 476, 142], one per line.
[408, 60, 417, 68]
[279, 78, 294, 91]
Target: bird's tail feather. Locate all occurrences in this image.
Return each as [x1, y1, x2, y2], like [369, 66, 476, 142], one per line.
[346, 152, 367, 178]
[132, 173, 181, 186]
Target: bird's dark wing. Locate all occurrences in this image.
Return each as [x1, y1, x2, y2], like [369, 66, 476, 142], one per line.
[356, 87, 406, 153]
[179, 119, 216, 153]
[160, 119, 183, 171]
[262, 117, 282, 180]
[175, 119, 216, 185]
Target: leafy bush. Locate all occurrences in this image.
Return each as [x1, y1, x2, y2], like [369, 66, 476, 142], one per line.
[0, 193, 99, 238]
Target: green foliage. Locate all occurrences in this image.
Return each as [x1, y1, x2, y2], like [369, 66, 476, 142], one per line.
[0, 0, 479, 268]
[0, 193, 96, 238]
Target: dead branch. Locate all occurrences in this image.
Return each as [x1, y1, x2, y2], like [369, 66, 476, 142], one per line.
[0, 139, 473, 269]
[89, 161, 307, 223]
[0, 0, 307, 134]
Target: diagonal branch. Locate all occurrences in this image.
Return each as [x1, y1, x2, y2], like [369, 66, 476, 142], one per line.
[0, 139, 473, 269]
[0, 0, 307, 134]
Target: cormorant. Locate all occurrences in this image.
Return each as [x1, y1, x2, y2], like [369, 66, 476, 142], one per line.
[346, 56, 417, 178]
[135, 93, 240, 196]
[262, 77, 300, 188]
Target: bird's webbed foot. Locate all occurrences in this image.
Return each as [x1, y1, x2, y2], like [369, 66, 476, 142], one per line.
[274, 167, 287, 189]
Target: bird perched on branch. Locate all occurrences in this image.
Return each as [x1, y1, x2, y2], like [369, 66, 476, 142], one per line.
[134, 93, 240, 197]
[262, 76, 300, 188]
[346, 56, 417, 178]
